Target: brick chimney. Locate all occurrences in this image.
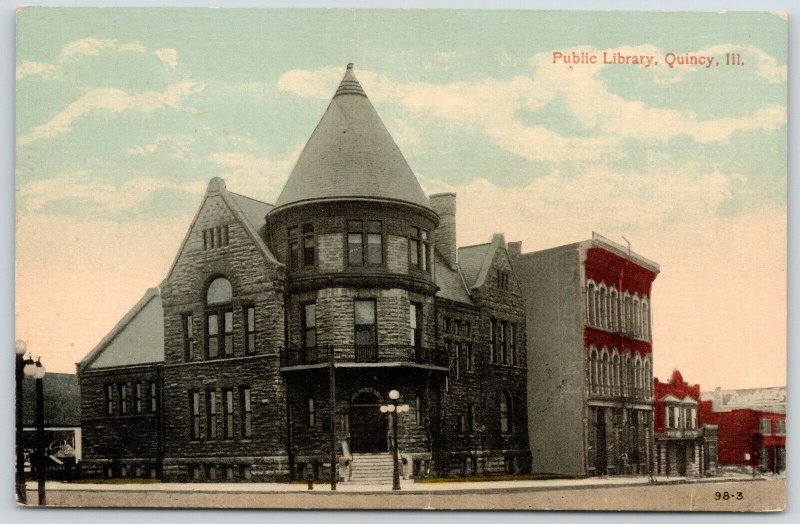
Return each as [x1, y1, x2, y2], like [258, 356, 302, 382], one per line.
[507, 241, 522, 258]
[430, 193, 457, 268]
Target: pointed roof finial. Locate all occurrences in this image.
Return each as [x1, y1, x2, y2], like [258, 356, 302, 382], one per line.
[335, 63, 366, 98]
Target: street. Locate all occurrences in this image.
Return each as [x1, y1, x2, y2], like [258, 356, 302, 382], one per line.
[22, 477, 785, 512]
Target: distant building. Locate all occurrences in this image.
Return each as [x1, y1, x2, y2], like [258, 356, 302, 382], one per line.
[77, 64, 531, 483]
[22, 372, 81, 471]
[652, 370, 717, 477]
[510, 233, 659, 477]
[699, 386, 786, 474]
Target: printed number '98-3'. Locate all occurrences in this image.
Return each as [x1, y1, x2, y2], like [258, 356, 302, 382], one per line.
[714, 492, 743, 501]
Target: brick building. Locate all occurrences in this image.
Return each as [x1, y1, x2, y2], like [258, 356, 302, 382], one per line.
[699, 387, 786, 474]
[652, 370, 718, 477]
[77, 64, 530, 482]
[510, 233, 659, 477]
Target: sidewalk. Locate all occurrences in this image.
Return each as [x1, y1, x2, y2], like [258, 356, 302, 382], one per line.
[30, 472, 771, 494]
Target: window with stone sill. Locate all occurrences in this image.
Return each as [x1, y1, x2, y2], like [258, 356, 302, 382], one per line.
[206, 277, 234, 359]
[134, 382, 143, 414]
[206, 389, 217, 440]
[223, 389, 234, 439]
[288, 224, 316, 270]
[302, 302, 316, 349]
[500, 390, 512, 435]
[149, 382, 157, 413]
[104, 384, 114, 415]
[190, 391, 201, 440]
[244, 305, 256, 355]
[119, 383, 128, 415]
[241, 386, 252, 438]
[183, 313, 195, 361]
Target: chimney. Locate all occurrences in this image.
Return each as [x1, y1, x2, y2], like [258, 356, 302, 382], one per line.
[507, 241, 522, 258]
[430, 193, 457, 268]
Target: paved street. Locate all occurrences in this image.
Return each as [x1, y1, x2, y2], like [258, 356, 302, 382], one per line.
[22, 475, 784, 511]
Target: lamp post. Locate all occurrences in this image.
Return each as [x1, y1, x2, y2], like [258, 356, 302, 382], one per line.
[380, 389, 409, 491]
[15, 340, 27, 504]
[23, 355, 46, 505]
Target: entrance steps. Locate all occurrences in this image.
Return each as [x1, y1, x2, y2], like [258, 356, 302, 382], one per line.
[348, 453, 395, 483]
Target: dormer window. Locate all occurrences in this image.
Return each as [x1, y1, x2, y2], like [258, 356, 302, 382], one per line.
[409, 227, 430, 272]
[497, 270, 510, 290]
[203, 225, 229, 250]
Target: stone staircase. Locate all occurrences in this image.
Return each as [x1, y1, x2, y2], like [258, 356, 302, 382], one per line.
[348, 453, 395, 483]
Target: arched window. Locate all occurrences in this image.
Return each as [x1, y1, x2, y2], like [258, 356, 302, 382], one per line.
[610, 289, 618, 331]
[642, 301, 650, 340]
[601, 351, 610, 395]
[612, 351, 621, 393]
[625, 353, 634, 396]
[500, 390, 513, 434]
[599, 286, 607, 329]
[643, 359, 652, 398]
[624, 295, 632, 333]
[589, 348, 598, 393]
[206, 277, 233, 358]
[634, 357, 642, 396]
[586, 282, 595, 326]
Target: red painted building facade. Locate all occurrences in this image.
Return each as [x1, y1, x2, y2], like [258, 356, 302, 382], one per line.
[653, 370, 717, 476]
[699, 405, 785, 473]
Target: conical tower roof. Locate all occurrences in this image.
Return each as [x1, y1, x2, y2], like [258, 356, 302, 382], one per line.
[272, 64, 431, 213]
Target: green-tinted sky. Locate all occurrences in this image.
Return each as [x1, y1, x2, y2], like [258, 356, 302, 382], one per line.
[15, 8, 787, 388]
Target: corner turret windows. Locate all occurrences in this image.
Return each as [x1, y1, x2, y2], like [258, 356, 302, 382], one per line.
[288, 223, 316, 269]
[409, 227, 430, 272]
[347, 220, 383, 266]
[302, 303, 317, 349]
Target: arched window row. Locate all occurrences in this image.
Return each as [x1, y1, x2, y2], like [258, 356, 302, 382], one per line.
[587, 346, 653, 400]
[585, 280, 651, 340]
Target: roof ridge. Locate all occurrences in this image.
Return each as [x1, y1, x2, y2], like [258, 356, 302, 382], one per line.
[228, 191, 273, 207]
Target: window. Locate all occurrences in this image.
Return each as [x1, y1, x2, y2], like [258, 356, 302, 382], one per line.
[489, 319, 496, 363]
[409, 227, 430, 271]
[760, 418, 772, 435]
[244, 306, 256, 354]
[500, 391, 512, 434]
[354, 300, 377, 348]
[465, 344, 473, 372]
[105, 384, 114, 415]
[149, 382, 157, 413]
[302, 223, 315, 266]
[223, 389, 234, 439]
[409, 303, 422, 348]
[690, 407, 697, 429]
[508, 324, 517, 365]
[225, 466, 235, 481]
[207, 465, 217, 481]
[241, 387, 252, 438]
[497, 320, 507, 364]
[497, 270, 509, 290]
[203, 225, 230, 250]
[776, 419, 786, 435]
[190, 391, 201, 439]
[134, 383, 143, 414]
[183, 313, 195, 361]
[415, 396, 423, 425]
[466, 404, 475, 435]
[190, 464, 201, 481]
[206, 390, 217, 440]
[453, 343, 461, 381]
[288, 226, 299, 269]
[206, 278, 233, 359]
[461, 321, 470, 337]
[348, 220, 383, 266]
[665, 406, 671, 428]
[443, 316, 451, 334]
[119, 384, 128, 415]
[240, 465, 252, 480]
[459, 414, 467, 434]
[308, 398, 316, 426]
[302, 303, 316, 348]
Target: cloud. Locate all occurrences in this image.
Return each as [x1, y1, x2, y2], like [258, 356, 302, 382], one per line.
[155, 48, 178, 68]
[278, 46, 785, 163]
[206, 145, 303, 202]
[16, 61, 56, 81]
[126, 143, 158, 156]
[18, 82, 205, 147]
[58, 36, 146, 62]
[17, 170, 206, 212]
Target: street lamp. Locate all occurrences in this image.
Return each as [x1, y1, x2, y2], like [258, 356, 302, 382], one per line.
[23, 354, 46, 505]
[15, 340, 27, 504]
[380, 389, 409, 490]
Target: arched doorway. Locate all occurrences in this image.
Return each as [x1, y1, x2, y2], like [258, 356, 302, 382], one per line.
[348, 390, 387, 453]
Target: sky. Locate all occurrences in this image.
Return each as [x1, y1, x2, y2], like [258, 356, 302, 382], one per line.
[15, 8, 787, 389]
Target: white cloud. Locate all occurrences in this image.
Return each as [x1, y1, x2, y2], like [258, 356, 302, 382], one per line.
[18, 82, 205, 147]
[16, 61, 56, 81]
[126, 143, 158, 156]
[58, 36, 146, 62]
[155, 48, 178, 68]
[206, 145, 302, 202]
[278, 47, 785, 163]
[17, 170, 205, 212]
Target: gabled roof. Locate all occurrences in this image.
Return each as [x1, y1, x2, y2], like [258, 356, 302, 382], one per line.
[163, 178, 281, 283]
[434, 249, 473, 305]
[457, 233, 509, 289]
[659, 393, 698, 405]
[22, 373, 80, 427]
[271, 64, 431, 213]
[78, 288, 164, 372]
